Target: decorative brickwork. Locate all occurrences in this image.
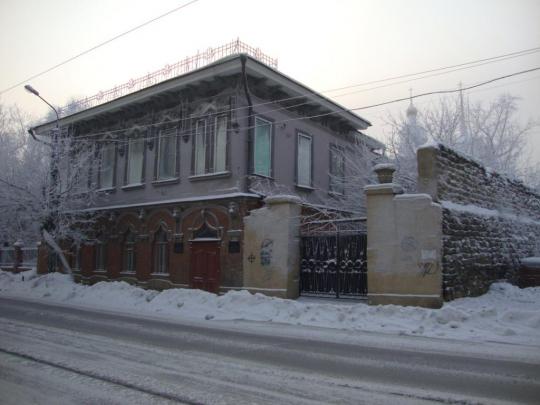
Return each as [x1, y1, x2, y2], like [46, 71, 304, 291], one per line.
[69, 196, 261, 293]
[418, 144, 540, 300]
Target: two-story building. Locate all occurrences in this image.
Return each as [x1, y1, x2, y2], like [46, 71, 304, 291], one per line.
[32, 53, 382, 295]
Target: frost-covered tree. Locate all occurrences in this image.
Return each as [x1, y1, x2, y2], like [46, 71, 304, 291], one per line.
[248, 135, 382, 225]
[0, 103, 45, 243]
[0, 102, 102, 268]
[387, 93, 537, 189]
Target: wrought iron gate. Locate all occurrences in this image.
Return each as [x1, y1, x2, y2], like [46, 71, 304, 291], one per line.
[299, 219, 367, 298]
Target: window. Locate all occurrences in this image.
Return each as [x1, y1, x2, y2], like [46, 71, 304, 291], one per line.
[297, 133, 312, 187]
[253, 117, 272, 177]
[156, 128, 178, 180]
[95, 238, 107, 271]
[98, 142, 115, 189]
[126, 137, 145, 185]
[193, 115, 228, 175]
[123, 230, 136, 273]
[74, 245, 81, 272]
[153, 227, 168, 274]
[329, 145, 345, 194]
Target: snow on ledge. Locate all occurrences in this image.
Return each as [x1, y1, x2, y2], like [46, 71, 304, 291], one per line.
[78, 192, 262, 212]
[394, 193, 434, 201]
[264, 195, 303, 205]
[441, 201, 540, 225]
[417, 140, 440, 151]
[372, 163, 396, 171]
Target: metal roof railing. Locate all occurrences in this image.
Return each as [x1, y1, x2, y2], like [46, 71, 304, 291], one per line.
[58, 39, 278, 117]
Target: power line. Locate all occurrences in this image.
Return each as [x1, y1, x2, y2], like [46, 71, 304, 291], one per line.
[322, 46, 540, 94]
[31, 44, 540, 135]
[57, 66, 540, 145]
[50, 51, 540, 141]
[0, 0, 200, 96]
[467, 74, 540, 95]
[330, 51, 540, 99]
[349, 67, 540, 113]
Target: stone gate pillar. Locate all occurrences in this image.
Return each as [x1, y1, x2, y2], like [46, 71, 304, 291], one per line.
[365, 164, 443, 308]
[243, 195, 301, 298]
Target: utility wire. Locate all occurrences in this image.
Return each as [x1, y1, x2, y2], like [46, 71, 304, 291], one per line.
[47, 51, 540, 142]
[55, 66, 540, 145]
[330, 51, 540, 99]
[0, 0, 200, 96]
[31, 44, 540, 135]
[322, 46, 540, 94]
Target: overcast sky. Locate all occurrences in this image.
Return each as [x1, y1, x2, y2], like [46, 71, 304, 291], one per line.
[1, 0, 539, 161]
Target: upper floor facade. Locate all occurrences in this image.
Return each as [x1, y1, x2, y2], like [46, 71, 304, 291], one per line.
[32, 55, 383, 214]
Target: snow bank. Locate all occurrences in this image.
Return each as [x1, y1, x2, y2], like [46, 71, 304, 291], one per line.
[1, 270, 539, 345]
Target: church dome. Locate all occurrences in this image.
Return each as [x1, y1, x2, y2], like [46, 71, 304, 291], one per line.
[406, 102, 417, 116]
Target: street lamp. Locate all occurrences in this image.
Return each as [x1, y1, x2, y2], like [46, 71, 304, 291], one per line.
[24, 84, 61, 263]
[24, 84, 60, 123]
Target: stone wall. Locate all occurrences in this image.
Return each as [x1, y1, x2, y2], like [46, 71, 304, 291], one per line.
[418, 144, 540, 300]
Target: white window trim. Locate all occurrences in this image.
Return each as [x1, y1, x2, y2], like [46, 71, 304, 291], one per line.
[253, 116, 273, 177]
[329, 145, 345, 195]
[126, 138, 145, 186]
[194, 119, 206, 175]
[297, 132, 313, 188]
[214, 115, 228, 173]
[157, 129, 177, 181]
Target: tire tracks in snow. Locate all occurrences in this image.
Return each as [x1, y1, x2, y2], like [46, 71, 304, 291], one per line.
[0, 347, 201, 405]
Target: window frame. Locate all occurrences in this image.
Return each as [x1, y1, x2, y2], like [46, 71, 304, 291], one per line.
[124, 131, 146, 187]
[153, 125, 180, 184]
[329, 144, 346, 195]
[122, 230, 136, 274]
[295, 131, 314, 189]
[95, 238, 107, 272]
[152, 227, 169, 275]
[97, 139, 117, 191]
[252, 116, 274, 178]
[191, 114, 229, 177]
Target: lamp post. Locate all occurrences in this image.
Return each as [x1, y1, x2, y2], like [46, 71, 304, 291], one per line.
[24, 85, 62, 271]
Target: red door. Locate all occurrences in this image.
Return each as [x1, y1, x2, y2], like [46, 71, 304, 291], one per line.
[190, 241, 220, 294]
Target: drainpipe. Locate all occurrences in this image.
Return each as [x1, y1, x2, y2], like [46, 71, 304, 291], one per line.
[240, 54, 253, 194]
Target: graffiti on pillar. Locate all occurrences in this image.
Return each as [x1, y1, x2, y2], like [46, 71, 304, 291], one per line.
[418, 249, 437, 277]
[260, 239, 273, 266]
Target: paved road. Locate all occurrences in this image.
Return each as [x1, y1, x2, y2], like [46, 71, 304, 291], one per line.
[0, 296, 539, 404]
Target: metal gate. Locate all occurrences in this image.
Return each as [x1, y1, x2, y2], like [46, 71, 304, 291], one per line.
[300, 218, 367, 299]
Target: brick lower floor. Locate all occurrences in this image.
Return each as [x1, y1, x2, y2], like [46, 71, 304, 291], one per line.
[37, 195, 262, 294]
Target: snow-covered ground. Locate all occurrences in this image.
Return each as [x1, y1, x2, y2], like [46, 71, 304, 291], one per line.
[1, 269, 539, 346]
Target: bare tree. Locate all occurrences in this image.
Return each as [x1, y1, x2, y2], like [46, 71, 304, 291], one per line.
[248, 136, 382, 227]
[0, 103, 45, 243]
[387, 93, 537, 188]
[0, 102, 102, 265]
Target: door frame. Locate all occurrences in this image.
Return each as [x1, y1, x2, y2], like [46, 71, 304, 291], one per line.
[189, 238, 221, 293]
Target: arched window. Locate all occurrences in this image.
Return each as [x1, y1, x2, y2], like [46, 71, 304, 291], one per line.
[95, 235, 107, 271]
[123, 230, 136, 273]
[153, 227, 169, 274]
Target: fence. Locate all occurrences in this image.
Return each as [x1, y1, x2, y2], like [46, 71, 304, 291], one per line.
[0, 244, 38, 272]
[299, 218, 368, 299]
